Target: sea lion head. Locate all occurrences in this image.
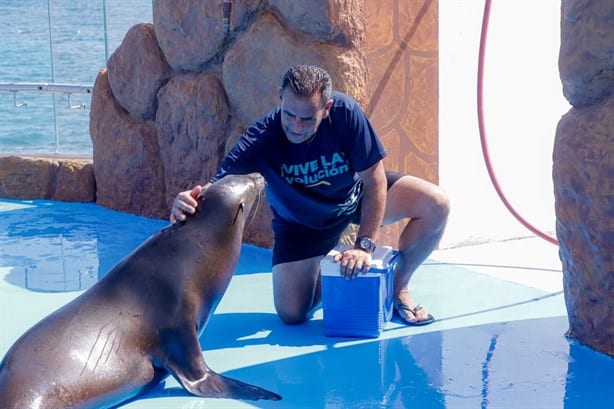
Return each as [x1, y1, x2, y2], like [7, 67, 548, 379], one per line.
[190, 173, 265, 233]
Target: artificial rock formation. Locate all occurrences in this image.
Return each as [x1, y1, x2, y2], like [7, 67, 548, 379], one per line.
[107, 23, 171, 121]
[90, 70, 167, 219]
[222, 11, 367, 125]
[553, 0, 614, 356]
[153, 0, 228, 72]
[155, 71, 229, 197]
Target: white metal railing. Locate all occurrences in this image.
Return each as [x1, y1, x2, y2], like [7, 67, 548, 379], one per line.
[0, 82, 93, 110]
[0, 82, 93, 153]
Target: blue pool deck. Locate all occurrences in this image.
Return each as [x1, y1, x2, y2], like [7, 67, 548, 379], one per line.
[1, 198, 613, 408]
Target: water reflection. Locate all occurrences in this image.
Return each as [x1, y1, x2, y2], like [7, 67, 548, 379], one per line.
[0, 199, 164, 292]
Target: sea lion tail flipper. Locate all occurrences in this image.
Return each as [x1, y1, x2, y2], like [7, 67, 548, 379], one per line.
[179, 369, 281, 401]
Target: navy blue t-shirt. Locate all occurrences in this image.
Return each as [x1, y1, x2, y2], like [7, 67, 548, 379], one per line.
[211, 91, 387, 231]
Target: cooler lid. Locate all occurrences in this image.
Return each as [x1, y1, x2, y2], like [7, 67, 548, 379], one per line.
[320, 244, 399, 277]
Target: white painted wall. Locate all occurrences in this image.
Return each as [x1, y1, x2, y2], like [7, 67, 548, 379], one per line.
[438, 0, 570, 248]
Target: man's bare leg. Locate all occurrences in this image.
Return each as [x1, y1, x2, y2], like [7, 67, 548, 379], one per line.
[272, 256, 322, 324]
[383, 175, 450, 324]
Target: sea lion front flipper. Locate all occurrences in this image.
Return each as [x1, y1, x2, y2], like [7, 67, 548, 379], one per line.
[162, 328, 281, 401]
[180, 367, 282, 401]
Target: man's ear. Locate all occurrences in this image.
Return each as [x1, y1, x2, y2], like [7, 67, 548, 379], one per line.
[322, 99, 334, 119]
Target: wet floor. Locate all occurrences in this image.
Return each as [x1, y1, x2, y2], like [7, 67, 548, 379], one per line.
[1, 199, 612, 408]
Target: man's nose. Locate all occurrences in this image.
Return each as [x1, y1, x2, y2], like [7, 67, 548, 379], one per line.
[290, 117, 304, 130]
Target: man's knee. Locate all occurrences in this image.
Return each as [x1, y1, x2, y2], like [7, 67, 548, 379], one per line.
[273, 289, 309, 325]
[272, 257, 322, 325]
[275, 305, 308, 325]
[431, 187, 451, 226]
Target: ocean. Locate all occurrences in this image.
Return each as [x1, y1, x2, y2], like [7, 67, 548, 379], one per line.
[0, 0, 153, 154]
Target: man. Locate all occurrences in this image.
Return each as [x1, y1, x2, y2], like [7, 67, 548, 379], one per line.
[170, 65, 449, 326]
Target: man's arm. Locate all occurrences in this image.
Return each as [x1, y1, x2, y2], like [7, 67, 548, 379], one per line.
[356, 160, 386, 242]
[334, 160, 387, 278]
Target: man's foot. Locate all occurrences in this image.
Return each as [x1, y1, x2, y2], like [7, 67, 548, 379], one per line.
[394, 301, 435, 326]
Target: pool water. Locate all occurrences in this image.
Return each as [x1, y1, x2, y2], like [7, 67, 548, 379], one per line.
[1, 199, 612, 408]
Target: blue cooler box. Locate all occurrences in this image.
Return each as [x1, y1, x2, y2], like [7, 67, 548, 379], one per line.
[321, 244, 400, 338]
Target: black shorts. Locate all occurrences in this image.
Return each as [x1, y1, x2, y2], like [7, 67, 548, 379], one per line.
[272, 171, 404, 266]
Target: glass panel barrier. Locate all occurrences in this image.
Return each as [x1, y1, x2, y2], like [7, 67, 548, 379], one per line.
[0, 0, 153, 154]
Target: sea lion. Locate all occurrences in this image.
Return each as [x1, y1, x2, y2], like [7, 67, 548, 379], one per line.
[0, 173, 281, 408]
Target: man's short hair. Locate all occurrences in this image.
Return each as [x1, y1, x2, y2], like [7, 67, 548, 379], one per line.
[280, 65, 332, 105]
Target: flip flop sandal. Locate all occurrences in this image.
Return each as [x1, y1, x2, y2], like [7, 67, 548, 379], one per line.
[394, 303, 435, 326]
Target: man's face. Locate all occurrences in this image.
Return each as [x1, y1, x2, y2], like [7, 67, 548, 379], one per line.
[279, 88, 332, 144]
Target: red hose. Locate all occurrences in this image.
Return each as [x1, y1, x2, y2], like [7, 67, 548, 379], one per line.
[477, 0, 559, 246]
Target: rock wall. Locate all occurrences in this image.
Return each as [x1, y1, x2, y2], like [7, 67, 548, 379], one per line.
[553, 0, 614, 356]
[0, 155, 95, 202]
[90, 0, 439, 248]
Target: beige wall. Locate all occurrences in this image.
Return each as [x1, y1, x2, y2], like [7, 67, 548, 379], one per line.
[365, 0, 439, 246]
